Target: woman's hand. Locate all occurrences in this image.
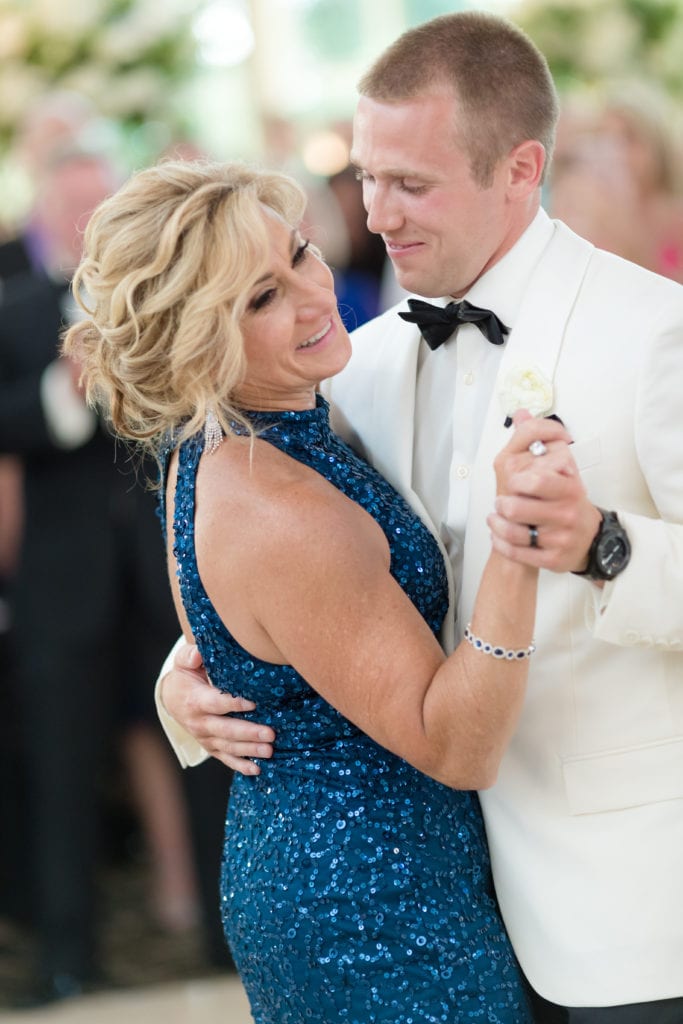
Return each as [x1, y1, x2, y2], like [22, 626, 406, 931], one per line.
[488, 411, 601, 573]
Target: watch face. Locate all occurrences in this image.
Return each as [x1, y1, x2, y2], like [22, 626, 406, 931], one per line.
[596, 533, 630, 578]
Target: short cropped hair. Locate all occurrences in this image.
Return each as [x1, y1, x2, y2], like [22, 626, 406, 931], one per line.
[63, 160, 307, 452]
[358, 11, 559, 187]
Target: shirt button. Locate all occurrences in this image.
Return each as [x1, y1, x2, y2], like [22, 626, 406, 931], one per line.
[463, 371, 474, 385]
[456, 465, 469, 479]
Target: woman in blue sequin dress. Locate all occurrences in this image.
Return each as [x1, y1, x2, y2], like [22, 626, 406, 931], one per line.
[64, 161, 570, 1023]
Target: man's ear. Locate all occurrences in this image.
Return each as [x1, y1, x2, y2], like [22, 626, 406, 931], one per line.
[506, 139, 546, 197]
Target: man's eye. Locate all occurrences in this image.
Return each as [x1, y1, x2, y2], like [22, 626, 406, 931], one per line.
[399, 180, 426, 194]
[293, 239, 310, 266]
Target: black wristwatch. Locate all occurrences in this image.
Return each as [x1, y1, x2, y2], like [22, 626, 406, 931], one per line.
[572, 508, 631, 582]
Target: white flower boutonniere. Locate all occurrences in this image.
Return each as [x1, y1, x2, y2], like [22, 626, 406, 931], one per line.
[499, 365, 554, 426]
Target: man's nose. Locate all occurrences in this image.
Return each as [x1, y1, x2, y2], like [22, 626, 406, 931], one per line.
[365, 185, 402, 235]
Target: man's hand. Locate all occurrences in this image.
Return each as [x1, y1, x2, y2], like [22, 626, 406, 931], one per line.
[160, 643, 275, 774]
[488, 412, 601, 574]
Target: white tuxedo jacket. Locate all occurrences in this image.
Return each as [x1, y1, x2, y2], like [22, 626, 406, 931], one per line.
[324, 220, 683, 1007]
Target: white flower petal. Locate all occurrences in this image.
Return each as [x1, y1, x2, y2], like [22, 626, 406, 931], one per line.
[499, 365, 554, 419]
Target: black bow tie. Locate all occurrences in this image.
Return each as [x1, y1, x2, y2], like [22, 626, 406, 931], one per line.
[398, 298, 509, 349]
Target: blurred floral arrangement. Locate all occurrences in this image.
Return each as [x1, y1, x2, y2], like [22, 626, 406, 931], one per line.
[515, 0, 683, 95]
[0, 0, 200, 152]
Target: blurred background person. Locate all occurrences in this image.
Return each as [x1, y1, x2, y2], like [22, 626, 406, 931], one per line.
[549, 83, 683, 283]
[0, 91, 104, 292]
[0, 143, 207, 1007]
[597, 85, 683, 282]
[326, 161, 388, 327]
[0, 453, 26, 943]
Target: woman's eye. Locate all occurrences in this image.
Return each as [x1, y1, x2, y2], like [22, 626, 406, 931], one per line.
[250, 288, 276, 312]
[292, 239, 310, 266]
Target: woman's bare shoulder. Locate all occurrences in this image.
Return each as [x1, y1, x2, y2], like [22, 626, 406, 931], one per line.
[196, 434, 388, 567]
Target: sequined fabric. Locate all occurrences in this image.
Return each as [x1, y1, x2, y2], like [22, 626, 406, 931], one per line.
[163, 396, 531, 1023]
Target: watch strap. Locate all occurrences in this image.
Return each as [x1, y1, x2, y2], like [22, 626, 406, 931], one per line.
[571, 507, 630, 582]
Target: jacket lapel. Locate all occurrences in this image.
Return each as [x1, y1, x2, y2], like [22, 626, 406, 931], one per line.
[483, 222, 594, 468]
[460, 222, 595, 622]
[367, 325, 420, 494]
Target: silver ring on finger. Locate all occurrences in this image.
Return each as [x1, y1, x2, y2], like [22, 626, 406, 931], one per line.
[528, 525, 540, 549]
[528, 440, 548, 457]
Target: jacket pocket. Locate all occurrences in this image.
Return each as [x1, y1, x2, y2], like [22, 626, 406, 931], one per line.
[562, 735, 683, 814]
[569, 436, 601, 471]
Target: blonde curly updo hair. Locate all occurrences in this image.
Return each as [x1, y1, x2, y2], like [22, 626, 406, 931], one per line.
[62, 159, 307, 452]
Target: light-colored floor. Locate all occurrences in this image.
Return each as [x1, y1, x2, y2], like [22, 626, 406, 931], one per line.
[0, 976, 254, 1024]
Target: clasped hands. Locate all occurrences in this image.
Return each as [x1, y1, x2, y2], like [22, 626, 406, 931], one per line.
[489, 410, 601, 572]
[160, 411, 601, 774]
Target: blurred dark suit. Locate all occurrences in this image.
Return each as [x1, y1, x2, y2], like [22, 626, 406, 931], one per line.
[0, 231, 32, 930]
[0, 235, 32, 285]
[0, 269, 182, 983]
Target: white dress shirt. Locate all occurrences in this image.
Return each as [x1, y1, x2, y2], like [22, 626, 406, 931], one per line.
[412, 209, 556, 608]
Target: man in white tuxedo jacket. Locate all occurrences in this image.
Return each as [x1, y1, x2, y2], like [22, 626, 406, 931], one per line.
[155, 12, 683, 1022]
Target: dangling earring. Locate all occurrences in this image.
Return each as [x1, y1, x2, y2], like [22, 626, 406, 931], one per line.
[204, 408, 224, 453]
